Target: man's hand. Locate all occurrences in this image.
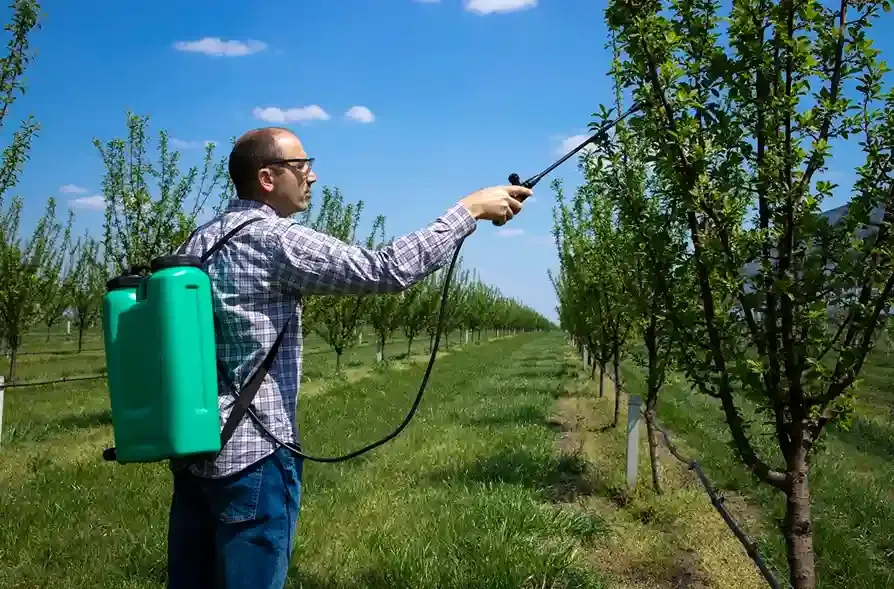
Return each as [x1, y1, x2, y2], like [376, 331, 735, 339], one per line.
[459, 185, 533, 226]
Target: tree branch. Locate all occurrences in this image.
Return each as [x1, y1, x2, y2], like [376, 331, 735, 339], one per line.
[796, 0, 849, 195]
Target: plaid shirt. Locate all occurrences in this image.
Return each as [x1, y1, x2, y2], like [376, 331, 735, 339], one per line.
[177, 197, 476, 478]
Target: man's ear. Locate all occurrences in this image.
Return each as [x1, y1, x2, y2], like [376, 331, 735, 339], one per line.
[258, 167, 276, 193]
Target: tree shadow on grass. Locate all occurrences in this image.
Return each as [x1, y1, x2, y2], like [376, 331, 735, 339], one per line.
[465, 402, 594, 436]
[56, 409, 112, 431]
[481, 381, 570, 401]
[425, 444, 598, 504]
[464, 403, 549, 428]
[503, 364, 574, 382]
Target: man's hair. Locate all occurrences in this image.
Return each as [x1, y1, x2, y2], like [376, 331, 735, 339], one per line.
[227, 127, 291, 198]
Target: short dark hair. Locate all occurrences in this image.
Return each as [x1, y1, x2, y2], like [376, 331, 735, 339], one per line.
[227, 128, 290, 198]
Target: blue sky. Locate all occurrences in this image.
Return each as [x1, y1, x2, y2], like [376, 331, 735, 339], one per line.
[7, 0, 894, 323]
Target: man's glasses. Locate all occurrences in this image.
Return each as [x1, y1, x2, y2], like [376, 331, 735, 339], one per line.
[265, 158, 314, 174]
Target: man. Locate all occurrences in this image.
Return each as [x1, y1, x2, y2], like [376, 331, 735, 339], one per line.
[166, 126, 532, 589]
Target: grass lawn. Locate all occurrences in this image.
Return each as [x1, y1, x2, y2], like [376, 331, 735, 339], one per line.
[5, 326, 890, 588]
[0, 331, 608, 589]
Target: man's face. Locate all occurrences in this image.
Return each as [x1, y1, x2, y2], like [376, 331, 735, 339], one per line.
[257, 132, 317, 217]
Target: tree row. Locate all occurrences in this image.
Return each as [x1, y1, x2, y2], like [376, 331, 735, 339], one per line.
[553, 3, 894, 588]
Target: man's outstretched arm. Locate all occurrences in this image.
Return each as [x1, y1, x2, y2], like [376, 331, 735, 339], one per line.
[269, 185, 532, 296]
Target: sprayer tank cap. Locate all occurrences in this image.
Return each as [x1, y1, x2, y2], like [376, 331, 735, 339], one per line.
[106, 274, 142, 292]
[149, 255, 204, 273]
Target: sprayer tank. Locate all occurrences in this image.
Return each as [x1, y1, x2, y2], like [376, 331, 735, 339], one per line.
[102, 256, 222, 463]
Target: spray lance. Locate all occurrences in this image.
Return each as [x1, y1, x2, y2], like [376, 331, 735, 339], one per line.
[99, 102, 642, 467]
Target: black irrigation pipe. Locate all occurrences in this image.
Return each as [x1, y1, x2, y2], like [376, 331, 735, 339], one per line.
[15, 347, 105, 356]
[1, 374, 108, 389]
[646, 414, 782, 589]
[3, 333, 510, 390]
[594, 363, 783, 589]
[2, 337, 497, 390]
[11, 336, 408, 359]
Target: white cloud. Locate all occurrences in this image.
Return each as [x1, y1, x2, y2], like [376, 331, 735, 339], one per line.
[69, 195, 105, 211]
[59, 184, 88, 194]
[464, 0, 537, 14]
[170, 138, 216, 149]
[252, 105, 330, 124]
[496, 227, 525, 237]
[173, 38, 266, 57]
[345, 106, 375, 124]
[556, 134, 596, 157]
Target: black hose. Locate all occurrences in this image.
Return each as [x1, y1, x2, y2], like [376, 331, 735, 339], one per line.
[261, 102, 643, 463]
[246, 236, 466, 463]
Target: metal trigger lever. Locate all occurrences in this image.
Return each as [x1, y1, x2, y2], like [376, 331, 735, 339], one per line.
[507, 173, 535, 205]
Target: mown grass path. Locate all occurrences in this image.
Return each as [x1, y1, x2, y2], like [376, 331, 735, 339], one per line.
[0, 332, 608, 589]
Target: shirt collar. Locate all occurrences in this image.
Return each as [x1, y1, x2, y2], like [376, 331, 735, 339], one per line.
[223, 198, 281, 218]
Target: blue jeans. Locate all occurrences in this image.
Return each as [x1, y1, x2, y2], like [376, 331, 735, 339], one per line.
[166, 446, 304, 589]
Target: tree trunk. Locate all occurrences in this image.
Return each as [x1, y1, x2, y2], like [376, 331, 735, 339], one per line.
[598, 363, 605, 398]
[645, 407, 662, 494]
[7, 346, 17, 381]
[377, 334, 385, 363]
[785, 445, 816, 589]
[46, 324, 52, 342]
[612, 345, 621, 427]
[407, 337, 413, 357]
[78, 324, 86, 353]
[335, 349, 342, 372]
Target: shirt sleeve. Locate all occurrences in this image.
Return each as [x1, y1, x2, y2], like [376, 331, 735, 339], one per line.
[268, 203, 477, 296]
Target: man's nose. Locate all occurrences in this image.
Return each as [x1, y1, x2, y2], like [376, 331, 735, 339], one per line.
[308, 171, 317, 183]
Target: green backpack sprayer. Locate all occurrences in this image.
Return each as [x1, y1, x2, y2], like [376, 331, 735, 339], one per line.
[99, 103, 641, 466]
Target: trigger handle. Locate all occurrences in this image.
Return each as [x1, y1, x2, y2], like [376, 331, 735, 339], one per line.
[508, 173, 534, 189]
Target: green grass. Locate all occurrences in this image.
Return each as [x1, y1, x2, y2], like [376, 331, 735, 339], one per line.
[618, 346, 894, 589]
[0, 332, 608, 588]
[10, 325, 892, 588]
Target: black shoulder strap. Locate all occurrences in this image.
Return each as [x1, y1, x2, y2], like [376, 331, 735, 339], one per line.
[187, 216, 296, 450]
[218, 315, 293, 447]
[200, 217, 264, 263]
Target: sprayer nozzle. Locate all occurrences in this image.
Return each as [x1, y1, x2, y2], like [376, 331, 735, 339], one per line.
[508, 173, 521, 186]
